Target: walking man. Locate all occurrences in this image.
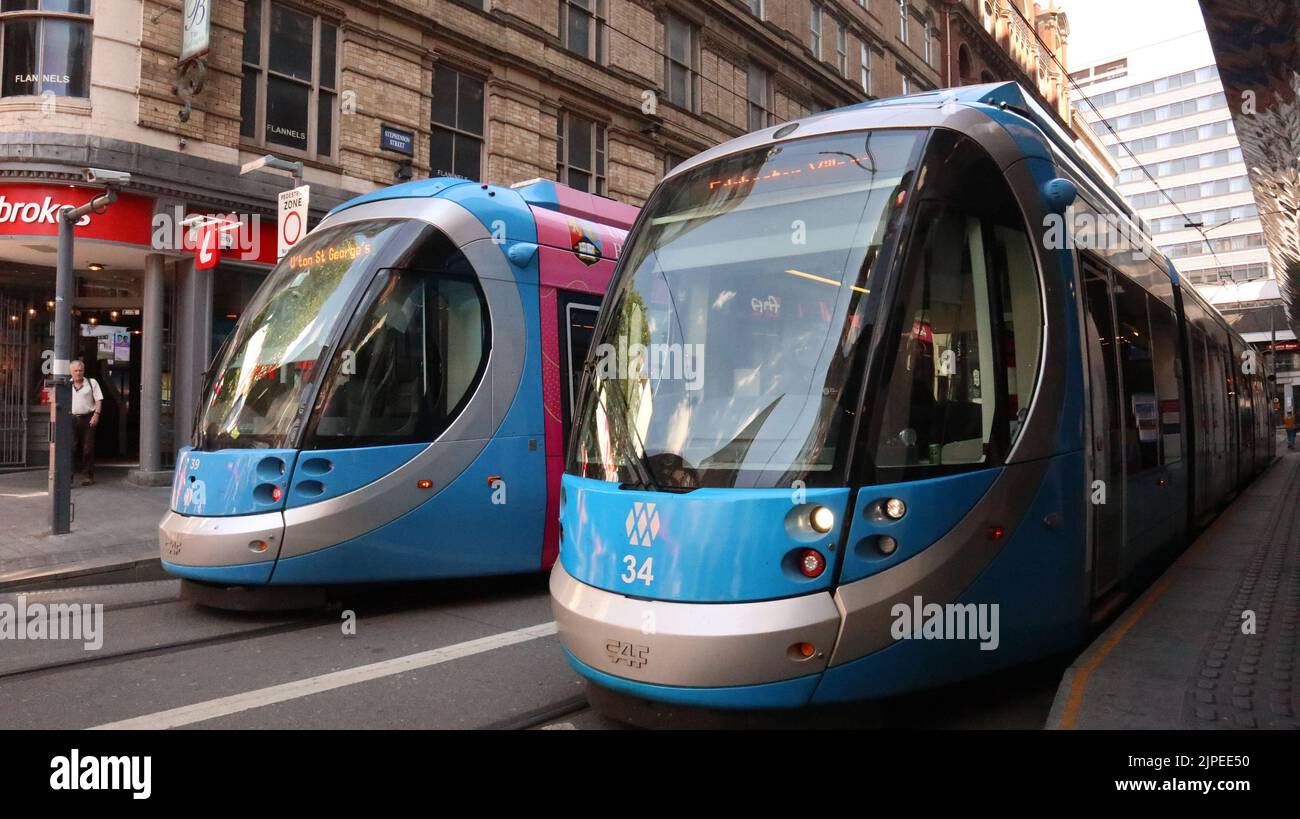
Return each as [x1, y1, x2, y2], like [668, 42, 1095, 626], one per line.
[69, 359, 102, 486]
[1286, 410, 1296, 451]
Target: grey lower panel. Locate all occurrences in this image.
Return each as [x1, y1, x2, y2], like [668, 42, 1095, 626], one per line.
[159, 509, 284, 567]
[829, 458, 1052, 666]
[550, 562, 841, 688]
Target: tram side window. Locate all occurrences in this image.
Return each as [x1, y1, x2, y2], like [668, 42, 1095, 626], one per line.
[993, 224, 1040, 442]
[1147, 299, 1182, 464]
[872, 131, 1041, 471]
[309, 252, 488, 449]
[1112, 281, 1159, 473]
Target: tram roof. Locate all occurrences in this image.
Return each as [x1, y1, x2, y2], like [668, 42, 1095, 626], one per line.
[325, 176, 638, 231]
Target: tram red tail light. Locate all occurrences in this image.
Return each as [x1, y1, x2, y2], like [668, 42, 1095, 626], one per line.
[799, 549, 825, 578]
[987, 526, 1004, 541]
[417, 479, 434, 490]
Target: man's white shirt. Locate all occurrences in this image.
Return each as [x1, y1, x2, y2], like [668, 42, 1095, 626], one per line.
[71, 378, 103, 416]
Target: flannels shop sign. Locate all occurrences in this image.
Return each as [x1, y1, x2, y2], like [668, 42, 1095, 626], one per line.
[0, 3, 91, 98]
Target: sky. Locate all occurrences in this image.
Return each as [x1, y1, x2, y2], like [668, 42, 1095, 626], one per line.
[1058, 0, 1209, 69]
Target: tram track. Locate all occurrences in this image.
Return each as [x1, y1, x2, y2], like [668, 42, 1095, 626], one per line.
[482, 694, 594, 730]
[0, 615, 331, 683]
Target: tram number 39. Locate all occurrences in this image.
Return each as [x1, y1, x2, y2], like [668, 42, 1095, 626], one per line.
[621, 555, 654, 586]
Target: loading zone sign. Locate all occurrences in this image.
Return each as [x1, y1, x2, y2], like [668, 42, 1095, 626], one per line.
[278, 185, 309, 260]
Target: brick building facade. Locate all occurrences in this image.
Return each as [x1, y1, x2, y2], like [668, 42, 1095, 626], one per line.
[0, 0, 1078, 474]
[940, 0, 1118, 177]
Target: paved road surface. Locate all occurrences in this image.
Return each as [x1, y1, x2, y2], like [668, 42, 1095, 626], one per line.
[0, 574, 1061, 730]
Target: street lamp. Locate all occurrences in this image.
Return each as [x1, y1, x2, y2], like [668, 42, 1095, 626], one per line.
[50, 169, 130, 534]
[240, 154, 303, 186]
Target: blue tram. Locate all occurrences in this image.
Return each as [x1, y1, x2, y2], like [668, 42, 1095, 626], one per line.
[160, 179, 635, 597]
[550, 83, 1274, 709]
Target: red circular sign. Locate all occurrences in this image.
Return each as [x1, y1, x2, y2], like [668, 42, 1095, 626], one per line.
[281, 210, 303, 246]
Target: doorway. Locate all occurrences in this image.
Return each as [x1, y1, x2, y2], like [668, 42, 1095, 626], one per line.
[1081, 258, 1126, 599]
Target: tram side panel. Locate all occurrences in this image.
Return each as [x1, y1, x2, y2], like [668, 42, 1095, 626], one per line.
[531, 206, 628, 570]
[271, 228, 551, 583]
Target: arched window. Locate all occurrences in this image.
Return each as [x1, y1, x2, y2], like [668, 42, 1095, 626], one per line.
[958, 43, 974, 83]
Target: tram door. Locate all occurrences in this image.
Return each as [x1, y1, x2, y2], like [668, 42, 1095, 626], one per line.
[559, 293, 602, 443]
[1081, 259, 1126, 599]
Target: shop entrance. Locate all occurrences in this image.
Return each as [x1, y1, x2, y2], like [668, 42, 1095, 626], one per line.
[75, 313, 143, 468]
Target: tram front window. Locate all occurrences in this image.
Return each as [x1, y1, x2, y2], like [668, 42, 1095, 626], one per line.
[567, 129, 926, 489]
[195, 219, 409, 450]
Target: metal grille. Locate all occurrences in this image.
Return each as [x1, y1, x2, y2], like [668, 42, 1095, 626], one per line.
[0, 295, 30, 465]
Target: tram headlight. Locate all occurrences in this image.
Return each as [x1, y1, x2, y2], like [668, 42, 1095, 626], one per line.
[809, 505, 834, 534]
[883, 498, 907, 520]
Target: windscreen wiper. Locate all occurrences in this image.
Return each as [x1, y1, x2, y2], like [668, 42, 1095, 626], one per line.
[586, 363, 662, 492]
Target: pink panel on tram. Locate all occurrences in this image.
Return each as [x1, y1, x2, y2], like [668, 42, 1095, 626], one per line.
[530, 202, 635, 569]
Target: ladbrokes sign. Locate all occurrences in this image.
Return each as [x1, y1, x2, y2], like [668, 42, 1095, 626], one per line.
[0, 195, 92, 226]
[0, 183, 155, 243]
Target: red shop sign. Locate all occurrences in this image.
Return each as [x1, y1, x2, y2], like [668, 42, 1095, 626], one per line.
[0, 183, 155, 245]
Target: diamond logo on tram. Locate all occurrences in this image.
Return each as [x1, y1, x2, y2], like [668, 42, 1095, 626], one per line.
[626, 502, 660, 548]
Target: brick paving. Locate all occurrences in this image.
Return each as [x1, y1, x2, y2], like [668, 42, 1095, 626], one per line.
[1049, 438, 1300, 729]
[0, 468, 169, 585]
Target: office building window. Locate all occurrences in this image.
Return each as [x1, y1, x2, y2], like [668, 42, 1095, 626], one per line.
[664, 12, 697, 111]
[0, 0, 92, 98]
[240, 1, 339, 159]
[557, 111, 606, 195]
[430, 66, 485, 181]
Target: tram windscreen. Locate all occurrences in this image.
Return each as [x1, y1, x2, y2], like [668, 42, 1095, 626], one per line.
[195, 219, 409, 450]
[567, 129, 925, 488]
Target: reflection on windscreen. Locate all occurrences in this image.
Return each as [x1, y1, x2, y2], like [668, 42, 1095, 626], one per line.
[571, 130, 925, 488]
[196, 219, 408, 450]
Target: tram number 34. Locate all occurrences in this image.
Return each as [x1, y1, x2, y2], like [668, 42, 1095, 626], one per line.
[621, 555, 654, 586]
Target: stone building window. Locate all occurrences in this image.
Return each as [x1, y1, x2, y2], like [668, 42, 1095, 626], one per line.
[747, 0, 764, 19]
[746, 63, 772, 132]
[899, 0, 908, 44]
[557, 111, 606, 195]
[860, 41, 872, 95]
[240, 1, 338, 160]
[835, 19, 847, 76]
[0, 0, 92, 98]
[559, 0, 605, 62]
[664, 12, 697, 112]
[430, 66, 485, 181]
[809, 3, 822, 60]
